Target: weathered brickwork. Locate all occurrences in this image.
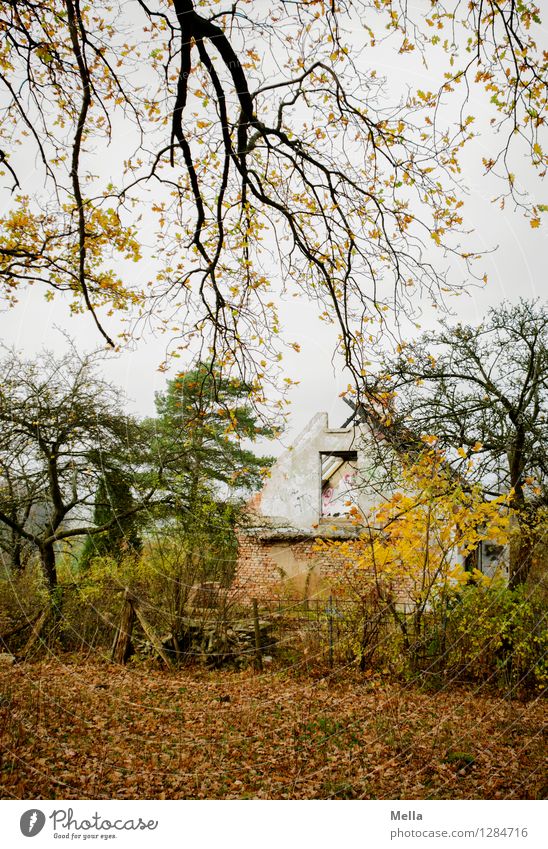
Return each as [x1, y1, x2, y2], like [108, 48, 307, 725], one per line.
[233, 530, 361, 601]
[233, 529, 414, 605]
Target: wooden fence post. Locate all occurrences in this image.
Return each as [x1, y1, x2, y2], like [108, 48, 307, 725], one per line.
[328, 595, 334, 669]
[252, 598, 263, 672]
[21, 608, 50, 659]
[133, 600, 173, 669]
[111, 589, 135, 665]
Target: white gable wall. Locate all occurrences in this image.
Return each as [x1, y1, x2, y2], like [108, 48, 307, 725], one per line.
[257, 412, 380, 531]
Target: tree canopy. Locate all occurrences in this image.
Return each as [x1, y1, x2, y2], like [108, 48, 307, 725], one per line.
[0, 345, 159, 590]
[1, 1, 546, 392]
[79, 465, 143, 569]
[0, 345, 272, 594]
[139, 363, 274, 619]
[370, 299, 548, 586]
[149, 361, 273, 502]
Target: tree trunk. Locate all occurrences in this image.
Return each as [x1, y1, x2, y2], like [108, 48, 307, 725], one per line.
[11, 536, 23, 573]
[111, 590, 135, 664]
[509, 514, 535, 590]
[40, 542, 58, 592]
[507, 440, 533, 589]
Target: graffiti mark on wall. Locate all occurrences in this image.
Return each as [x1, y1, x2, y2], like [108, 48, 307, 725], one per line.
[321, 453, 357, 518]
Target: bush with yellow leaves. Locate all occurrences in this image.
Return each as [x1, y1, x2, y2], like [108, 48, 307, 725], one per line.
[322, 449, 546, 694]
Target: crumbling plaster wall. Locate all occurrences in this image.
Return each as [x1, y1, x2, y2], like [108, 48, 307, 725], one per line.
[234, 413, 385, 600]
[257, 412, 379, 531]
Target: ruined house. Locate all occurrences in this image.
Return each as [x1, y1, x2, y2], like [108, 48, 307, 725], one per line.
[233, 410, 382, 600]
[233, 406, 508, 601]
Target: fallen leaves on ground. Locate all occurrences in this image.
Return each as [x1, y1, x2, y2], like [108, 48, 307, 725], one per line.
[0, 657, 545, 799]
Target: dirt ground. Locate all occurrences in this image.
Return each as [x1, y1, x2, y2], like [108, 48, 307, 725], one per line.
[0, 657, 546, 799]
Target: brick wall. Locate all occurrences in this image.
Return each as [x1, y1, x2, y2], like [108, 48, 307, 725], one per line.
[233, 530, 414, 605]
[233, 530, 360, 601]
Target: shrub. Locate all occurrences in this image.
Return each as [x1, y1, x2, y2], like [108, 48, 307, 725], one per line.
[439, 582, 547, 696]
[0, 560, 49, 652]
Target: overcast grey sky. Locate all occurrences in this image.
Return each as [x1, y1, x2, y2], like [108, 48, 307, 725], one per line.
[0, 3, 546, 452]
